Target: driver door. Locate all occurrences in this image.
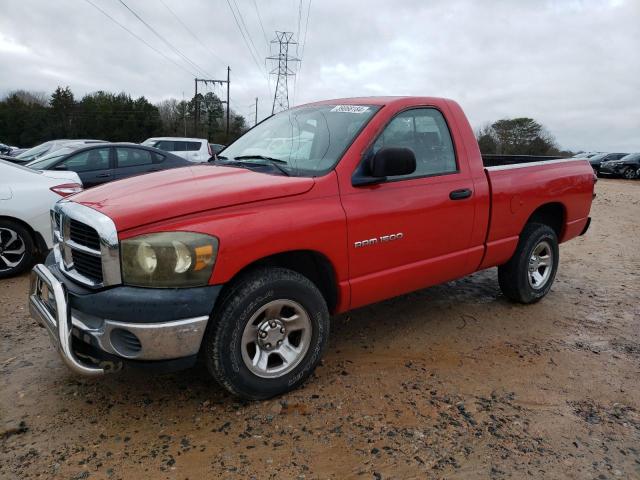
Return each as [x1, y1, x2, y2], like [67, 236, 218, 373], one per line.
[341, 107, 477, 308]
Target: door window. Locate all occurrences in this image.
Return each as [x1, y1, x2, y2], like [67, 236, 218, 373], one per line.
[153, 140, 200, 152]
[372, 108, 457, 179]
[62, 148, 110, 172]
[116, 148, 153, 167]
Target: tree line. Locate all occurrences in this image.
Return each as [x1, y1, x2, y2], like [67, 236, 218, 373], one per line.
[476, 117, 573, 156]
[0, 86, 249, 147]
[1, 88, 572, 156]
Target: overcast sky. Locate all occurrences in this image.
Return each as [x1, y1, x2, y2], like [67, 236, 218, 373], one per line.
[1, 0, 639, 151]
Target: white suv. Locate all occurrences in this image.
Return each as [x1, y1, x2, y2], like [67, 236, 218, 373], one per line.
[142, 137, 211, 163]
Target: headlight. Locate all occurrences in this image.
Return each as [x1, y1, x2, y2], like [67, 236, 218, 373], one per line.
[121, 232, 218, 288]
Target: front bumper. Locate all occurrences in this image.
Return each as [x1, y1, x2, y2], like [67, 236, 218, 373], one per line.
[28, 260, 221, 375]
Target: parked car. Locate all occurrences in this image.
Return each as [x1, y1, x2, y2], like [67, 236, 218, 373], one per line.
[571, 152, 601, 159]
[0, 160, 82, 278]
[588, 152, 628, 173]
[0, 139, 106, 165]
[26, 143, 192, 188]
[0, 143, 15, 155]
[28, 96, 594, 400]
[209, 143, 226, 156]
[599, 153, 640, 179]
[142, 137, 211, 163]
[7, 148, 27, 157]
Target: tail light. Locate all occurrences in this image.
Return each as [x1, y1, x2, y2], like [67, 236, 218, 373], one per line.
[50, 183, 83, 197]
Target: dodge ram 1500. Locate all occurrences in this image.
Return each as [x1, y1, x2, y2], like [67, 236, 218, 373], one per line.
[29, 97, 594, 399]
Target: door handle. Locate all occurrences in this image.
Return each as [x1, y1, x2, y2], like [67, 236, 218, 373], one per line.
[449, 188, 472, 200]
[96, 173, 111, 178]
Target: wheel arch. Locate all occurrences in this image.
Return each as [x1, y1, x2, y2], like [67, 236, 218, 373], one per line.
[219, 249, 340, 313]
[0, 215, 48, 255]
[523, 202, 566, 239]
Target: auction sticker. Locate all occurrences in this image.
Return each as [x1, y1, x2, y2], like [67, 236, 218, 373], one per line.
[330, 105, 370, 114]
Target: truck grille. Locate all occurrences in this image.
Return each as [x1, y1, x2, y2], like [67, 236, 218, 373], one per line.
[71, 249, 104, 283]
[69, 219, 101, 250]
[52, 202, 121, 288]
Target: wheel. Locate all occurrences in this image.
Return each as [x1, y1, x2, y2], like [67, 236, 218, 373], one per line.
[0, 220, 35, 279]
[202, 267, 330, 400]
[498, 223, 559, 304]
[623, 167, 637, 180]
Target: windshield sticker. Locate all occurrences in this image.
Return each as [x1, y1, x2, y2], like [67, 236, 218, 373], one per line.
[330, 105, 370, 114]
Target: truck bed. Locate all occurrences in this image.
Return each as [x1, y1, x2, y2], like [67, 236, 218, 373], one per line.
[478, 157, 594, 270]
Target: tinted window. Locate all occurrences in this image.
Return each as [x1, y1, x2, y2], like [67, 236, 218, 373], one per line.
[152, 140, 200, 152]
[62, 148, 110, 172]
[181, 141, 201, 151]
[373, 108, 457, 179]
[116, 148, 153, 167]
[152, 140, 175, 151]
[153, 152, 165, 163]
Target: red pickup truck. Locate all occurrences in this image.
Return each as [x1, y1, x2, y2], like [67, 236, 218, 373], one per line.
[29, 97, 594, 400]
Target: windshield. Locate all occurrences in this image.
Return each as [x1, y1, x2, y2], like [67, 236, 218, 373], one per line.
[15, 141, 55, 161]
[26, 146, 79, 169]
[589, 153, 607, 161]
[220, 104, 380, 176]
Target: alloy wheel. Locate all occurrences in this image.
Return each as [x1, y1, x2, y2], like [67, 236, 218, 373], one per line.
[0, 227, 26, 273]
[241, 299, 312, 378]
[527, 240, 553, 290]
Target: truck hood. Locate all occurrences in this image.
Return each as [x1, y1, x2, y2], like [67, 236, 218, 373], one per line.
[70, 165, 315, 231]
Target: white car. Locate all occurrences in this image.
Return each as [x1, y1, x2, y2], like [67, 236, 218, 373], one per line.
[142, 137, 211, 163]
[0, 160, 83, 278]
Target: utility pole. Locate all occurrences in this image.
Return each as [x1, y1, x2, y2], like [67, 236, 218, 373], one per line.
[226, 66, 230, 141]
[267, 31, 299, 114]
[255, 97, 258, 126]
[193, 67, 230, 140]
[182, 91, 186, 136]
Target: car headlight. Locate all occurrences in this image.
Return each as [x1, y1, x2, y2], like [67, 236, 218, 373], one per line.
[121, 232, 218, 288]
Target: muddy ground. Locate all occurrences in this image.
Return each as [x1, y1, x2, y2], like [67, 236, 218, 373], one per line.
[1, 178, 639, 480]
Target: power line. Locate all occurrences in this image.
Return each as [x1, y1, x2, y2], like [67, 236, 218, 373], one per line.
[158, 0, 226, 68]
[296, 0, 303, 55]
[299, 0, 312, 64]
[294, 0, 312, 104]
[81, 0, 197, 77]
[225, 0, 266, 75]
[115, 0, 213, 78]
[231, 0, 264, 67]
[252, 0, 270, 48]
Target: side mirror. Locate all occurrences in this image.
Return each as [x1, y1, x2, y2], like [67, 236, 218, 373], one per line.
[369, 147, 416, 177]
[352, 147, 416, 186]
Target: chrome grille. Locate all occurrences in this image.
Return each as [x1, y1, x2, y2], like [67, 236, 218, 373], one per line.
[69, 219, 101, 250]
[71, 249, 103, 283]
[51, 201, 121, 288]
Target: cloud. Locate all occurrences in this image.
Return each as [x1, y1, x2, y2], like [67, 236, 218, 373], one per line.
[1, 0, 638, 151]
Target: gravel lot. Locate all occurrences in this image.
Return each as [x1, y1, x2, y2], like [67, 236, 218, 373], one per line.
[1, 178, 639, 480]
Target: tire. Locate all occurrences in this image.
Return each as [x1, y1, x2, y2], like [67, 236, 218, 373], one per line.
[498, 223, 559, 304]
[623, 167, 637, 180]
[0, 220, 35, 279]
[202, 267, 330, 400]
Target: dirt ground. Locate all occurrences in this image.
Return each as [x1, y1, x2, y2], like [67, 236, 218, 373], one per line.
[1, 178, 639, 480]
